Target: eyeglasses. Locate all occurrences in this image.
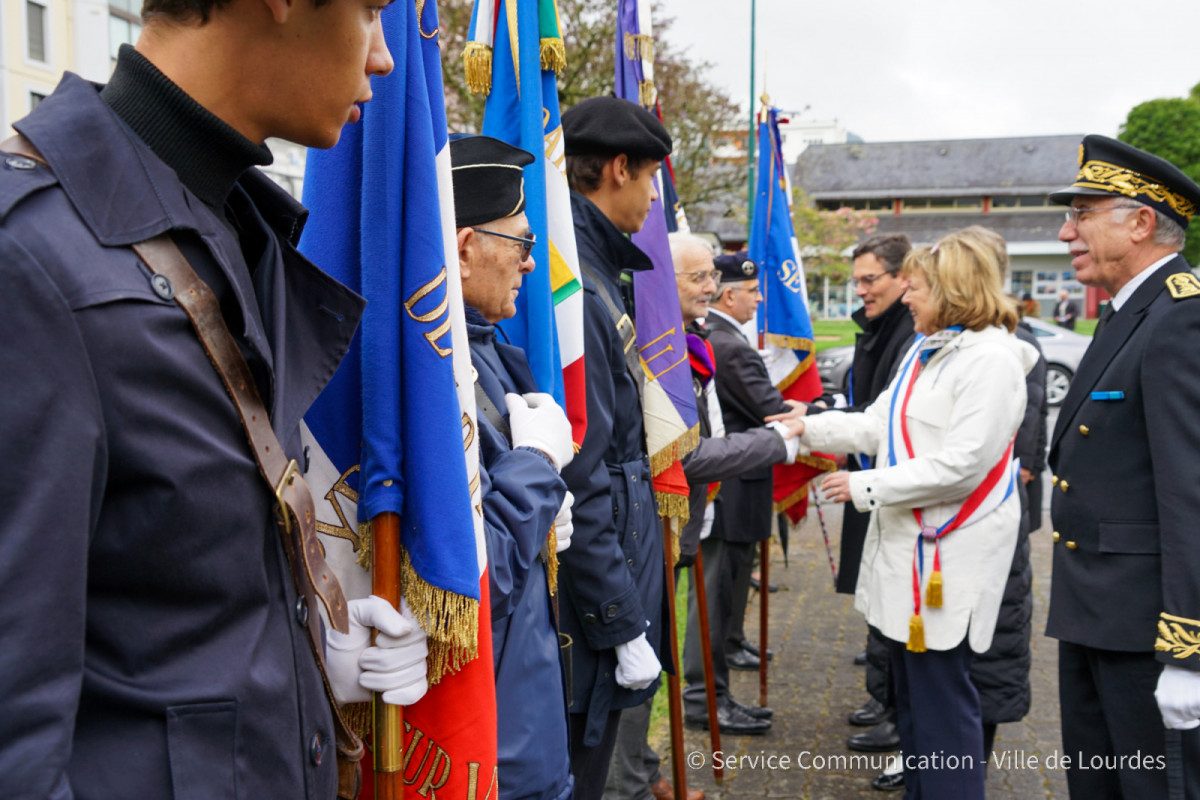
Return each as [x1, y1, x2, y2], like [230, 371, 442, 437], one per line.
[1063, 204, 1141, 226]
[727, 285, 762, 296]
[853, 272, 891, 288]
[472, 227, 537, 258]
[680, 269, 720, 285]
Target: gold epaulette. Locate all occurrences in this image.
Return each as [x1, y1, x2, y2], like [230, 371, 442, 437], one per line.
[1156, 612, 1200, 664]
[1166, 272, 1200, 300]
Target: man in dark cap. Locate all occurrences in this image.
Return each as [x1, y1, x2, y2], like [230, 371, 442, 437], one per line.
[1047, 134, 1200, 798]
[558, 95, 672, 798]
[449, 135, 577, 800]
[0, 1, 429, 798]
[680, 251, 797, 735]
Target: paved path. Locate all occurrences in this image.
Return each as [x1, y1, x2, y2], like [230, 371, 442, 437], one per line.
[654, 492, 1069, 799]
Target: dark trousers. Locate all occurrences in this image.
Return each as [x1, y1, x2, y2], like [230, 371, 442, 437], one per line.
[1058, 640, 1200, 799]
[570, 709, 623, 800]
[726, 541, 755, 649]
[682, 536, 753, 716]
[887, 636, 985, 800]
[602, 697, 659, 800]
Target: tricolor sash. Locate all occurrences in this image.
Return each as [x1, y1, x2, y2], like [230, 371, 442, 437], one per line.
[886, 333, 1017, 651]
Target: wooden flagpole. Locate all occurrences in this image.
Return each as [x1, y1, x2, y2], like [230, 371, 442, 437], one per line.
[690, 548, 723, 783]
[371, 511, 404, 799]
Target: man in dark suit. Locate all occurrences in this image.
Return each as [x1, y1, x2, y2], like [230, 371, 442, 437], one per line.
[1054, 290, 1080, 329]
[1047, 135, 1200, 799]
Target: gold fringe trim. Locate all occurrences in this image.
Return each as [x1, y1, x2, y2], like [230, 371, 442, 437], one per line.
[463, 42, 493, 96]
[655, 491, 691, 529]
[638, 80, 657, 109]
[546, 525, 559, 594]
[648, 424, 700, 478]
[773, 484, 808, 515]
[706, 482, 721, 504]
[764, 333, 816, 353]
[355, 521, 372, 570]
[342, 702, 373, 739]
[623, 32, 655, 62]
[926, 571, 943, 608]
[400, 548, 480, 685]
[773, 349, 817, 392]
[797, 453, 838, 473]
[907, 614, 927, 652]
[539, 38, 566, 72]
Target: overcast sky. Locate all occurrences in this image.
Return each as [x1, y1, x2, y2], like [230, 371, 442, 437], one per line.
[657, 0, 1198, 143]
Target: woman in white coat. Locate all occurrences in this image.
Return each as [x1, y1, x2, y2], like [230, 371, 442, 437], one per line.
[779, 228, 1038, 799]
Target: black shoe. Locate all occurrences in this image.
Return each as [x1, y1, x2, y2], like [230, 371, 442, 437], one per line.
[848, 698, 886, 727]
[728, 698, 773, 720]
[871, 770, 904, 792]
[684, 704, 771, 735]
[749, 576, 780, 593]
[853, 650, 868, 666]
[846, 720, 900, 752]
[737, 638, 775, 661]
[725, 648, 760, 671]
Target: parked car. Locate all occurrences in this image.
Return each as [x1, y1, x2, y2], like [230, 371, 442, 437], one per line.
[1020, 316, 1091, 407]
[814, 316, 1089, 407]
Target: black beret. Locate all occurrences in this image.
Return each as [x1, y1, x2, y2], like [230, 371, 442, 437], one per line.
[1049, 134, 1200, 229]
[562, 97, 672, 160]
[714, 251, 758, 283]
[449, 135, 536, 228]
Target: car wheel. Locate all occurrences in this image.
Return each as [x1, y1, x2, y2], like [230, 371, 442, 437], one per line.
[1045, 364, 1073, 407]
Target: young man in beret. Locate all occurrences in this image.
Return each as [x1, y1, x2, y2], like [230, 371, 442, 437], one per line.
[449, 134, 576, 800]
[1047, 135, 1200, 798]
[558, 95, 672, 798]
[0, 1, 429, 798]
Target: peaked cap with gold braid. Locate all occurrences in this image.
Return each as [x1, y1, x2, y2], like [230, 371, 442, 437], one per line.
[449, 134, 535, 228]
[1049, 134, 1200, 229]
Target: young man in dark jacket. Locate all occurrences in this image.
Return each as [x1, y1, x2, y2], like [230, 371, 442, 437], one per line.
[0, 3, 427, 798]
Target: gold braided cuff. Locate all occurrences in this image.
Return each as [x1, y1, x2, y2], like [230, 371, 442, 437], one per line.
[1155, 612, 1200, 666]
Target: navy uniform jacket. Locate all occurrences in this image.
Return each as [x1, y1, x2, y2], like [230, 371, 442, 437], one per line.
[559, 192, 666, 746]
[1047, 255, 1200, 670]
[704, 312, 791, 544]
[467, 311, 572, 800]
[0, 75, 364, 799]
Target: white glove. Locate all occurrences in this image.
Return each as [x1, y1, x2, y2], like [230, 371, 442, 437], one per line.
[554, 491, 574, 553]
[326, 596, 429, 707]
[614, 632, 661, 691]
[505, 392, 575, 472]
[767, 420, 801, 463]
[1155, 664, 1200, 730]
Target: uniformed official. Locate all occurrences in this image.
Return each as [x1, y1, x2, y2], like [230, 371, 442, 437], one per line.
[559, 96, 673, 798]
[450, 134, 576, 800]
[0, 4, 425, 798]
[1047, 134, 1200, 798]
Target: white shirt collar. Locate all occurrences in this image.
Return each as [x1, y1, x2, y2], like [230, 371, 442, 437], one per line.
[706, 307, 744, 333]
[1111, 253, 1177, 311]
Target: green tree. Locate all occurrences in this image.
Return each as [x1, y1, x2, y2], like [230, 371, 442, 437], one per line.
[436, 0, 744, 212]
[790, 188, 878, 300]
[1118, 84, 1200, 263]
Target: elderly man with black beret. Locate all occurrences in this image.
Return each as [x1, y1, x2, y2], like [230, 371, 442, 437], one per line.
[1047, 135, 1200, 798]
[557, 96, 673, 798]
[448, 135, 577, 800]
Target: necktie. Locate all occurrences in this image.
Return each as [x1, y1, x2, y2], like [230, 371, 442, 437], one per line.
[1094, 303, 1115, 337]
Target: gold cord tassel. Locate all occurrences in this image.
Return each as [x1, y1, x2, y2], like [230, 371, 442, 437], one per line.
[925, 570, 943, 608]
[907, 614, 927, 652]
[638, 80, 657, 109]
[463, 42, 493, 96]
[546, 525, 559, 593]
[623, 32, 655, 62]
[539, 38, 566, 72]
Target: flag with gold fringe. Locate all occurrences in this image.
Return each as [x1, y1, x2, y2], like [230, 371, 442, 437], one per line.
[616, 0, 698, 539]
[466, 0, 588, 449]
[300, 1, 498, 796]
[750, 104, 835, 523]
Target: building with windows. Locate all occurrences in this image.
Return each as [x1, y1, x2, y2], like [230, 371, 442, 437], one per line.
[795, 134, 1089, 318]
[2, 0, 306, 198]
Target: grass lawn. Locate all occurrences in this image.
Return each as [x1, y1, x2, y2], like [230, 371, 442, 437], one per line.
[811, 319, 858, 351]
[1074, 318, 1097, 336]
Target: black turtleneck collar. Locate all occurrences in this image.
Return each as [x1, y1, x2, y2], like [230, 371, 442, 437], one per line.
[101, 44, 272, 214]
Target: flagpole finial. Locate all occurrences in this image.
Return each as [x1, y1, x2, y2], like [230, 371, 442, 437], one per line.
[761, 93, 770, 106]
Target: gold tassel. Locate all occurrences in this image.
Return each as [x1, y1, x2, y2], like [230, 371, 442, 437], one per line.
[355, 521, 372, 570]
[907, 614, 927, 652]
[539, 38, 566, 72]
[654, 490, 691, 527]
[623, 32, 655, 62]
[342, 702, 373, 739]
[463, 42, 493, 96]
[546, 525, 559, 594]
[926, 570, 943, 608]
[400, 549, 480, 685]
[638, 80, 657, 109]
